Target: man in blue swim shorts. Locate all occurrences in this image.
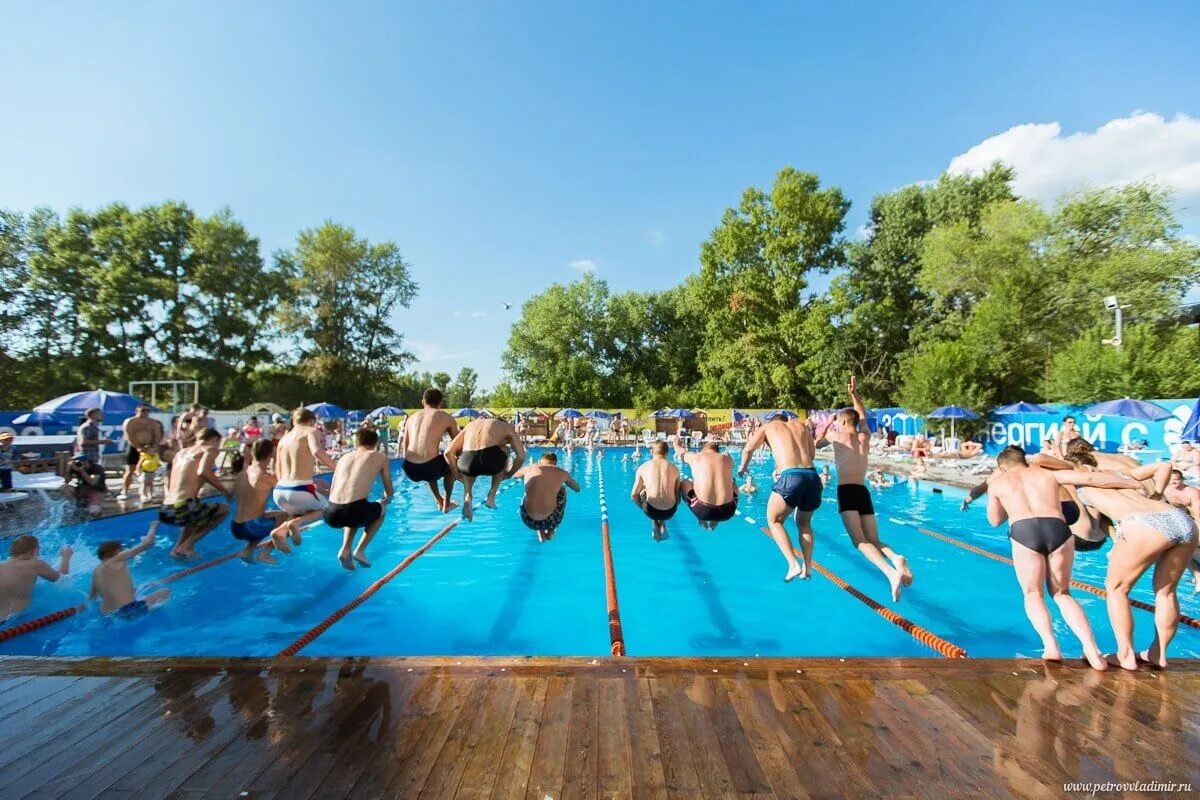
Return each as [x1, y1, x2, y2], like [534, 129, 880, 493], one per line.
[740, 413, 822, 582]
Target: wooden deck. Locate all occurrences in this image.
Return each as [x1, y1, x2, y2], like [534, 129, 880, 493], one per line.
[1, 657, 1197, 799]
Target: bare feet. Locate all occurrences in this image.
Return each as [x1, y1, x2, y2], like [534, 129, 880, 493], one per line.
[462, 499, 474, 521]
[352, 552, 371, 568]
[1106, 653, 1139, 672]
[888, 569, 904, 602]
[784, 563, 803, 582]
[1137, 649, 1167, 670]
[441, 500, 459, 513]
[258, 552, 278, 565]
[288, 520, 303, 547]
[894, 556, 914, 587]
[271, 529, 293, 554]
[1082, 650, 1108, 671]
[338, 551, 356, 571]
[485, 495, 498, 509]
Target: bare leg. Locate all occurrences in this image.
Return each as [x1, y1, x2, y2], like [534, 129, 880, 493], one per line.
[461, 475, 476, 520]
[171, 526, 198, 558]
[485, 473, 503, 508]
[862, 514, 912, 587]
[793, 509, 815, 577]
[352, 513, 386, 567]
[765, 492, 803, 581]
[1140, 542, 1193, 669]
[144, 588, 171, 608]
[425, 480, 446, 509]
[841, 511, 902, 601]
[1009, 542, 1061, 661]
[121, 465, 134, 497]
[1104, 524, 1167, 671]
[337, 528, 357, 570]
[270, 509, 323, 549]
[441, 471, 457, 512]
[180, 503, 229, 555]
[1045, 539, 1106, 670]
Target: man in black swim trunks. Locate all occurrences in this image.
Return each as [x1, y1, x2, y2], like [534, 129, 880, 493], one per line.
[815, 376, 911, 601]
[631, 440, 681, 541]
[323, 428, 394, 571]
[400, 388, 460, 512]
[675, 440, 737, 531]
[740, 414, 821, 582]
[987, 445, 1142, 669]
[445, 416, 526, 521]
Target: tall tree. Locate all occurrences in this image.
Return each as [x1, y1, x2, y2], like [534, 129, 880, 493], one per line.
[276, 222, 417, 405]
[448, 367, 479, 406]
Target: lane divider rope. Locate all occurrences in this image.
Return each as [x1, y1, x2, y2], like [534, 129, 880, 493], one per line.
[597, 460, 626, 656]
[736, 509, 967, 658]
[916, 527, 1200, 631]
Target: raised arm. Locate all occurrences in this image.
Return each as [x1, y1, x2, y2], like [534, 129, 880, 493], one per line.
[813, 415, 836, 446]
[847, 376, 869, 434]
[738, 426, 768, 475]
[115, 522, 159, 562]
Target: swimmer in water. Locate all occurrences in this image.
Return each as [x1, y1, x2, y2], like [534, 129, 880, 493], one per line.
[0, 535, 72, 621]
[90, 522, 171, 616]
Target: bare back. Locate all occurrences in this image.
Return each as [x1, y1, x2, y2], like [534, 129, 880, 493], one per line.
[520, 465, 578, 518]
[328, 449, 388, 504]
[164, 445, 208, 504]
[234, 464, 277, 522]
[828, 424, 871, 485]
[685, 451, 736, 505]
[761, 420, 816, 470]
[0, 558, 56, 618]
[988, 467, 1066, 524]
[403, 409, 458, 461]
[462, 418, 518, 451]
[92, 561, 136, 613]
[276, 425, 324, 483]
[636, 458, 680, 510]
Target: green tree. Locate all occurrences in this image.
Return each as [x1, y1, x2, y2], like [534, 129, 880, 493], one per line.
[1047, 325, 1200, 402]
[276, 222, 418, 405]
[448, 367, 478, 406]
[694, 167, 849, 406]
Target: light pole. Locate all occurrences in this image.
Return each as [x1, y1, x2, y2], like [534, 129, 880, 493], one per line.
[1103, 295, 1126, 351]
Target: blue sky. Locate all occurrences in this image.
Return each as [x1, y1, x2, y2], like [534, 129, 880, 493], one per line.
[4, 2, 1199, 388]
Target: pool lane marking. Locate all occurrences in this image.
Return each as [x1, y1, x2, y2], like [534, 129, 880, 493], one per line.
[733, 509, 968, 658]
[915, 527, 1200, 632]
[597, 461, 627, 657]
[277, 517, 462, 657]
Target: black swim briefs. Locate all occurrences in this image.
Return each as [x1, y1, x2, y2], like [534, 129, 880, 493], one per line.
[639, 493, 678, 522]
[686, 490, 737, 523]
[457, 445, 508, 477]
[1009, 517, 1071, 555]
[836, 483, 875, 516]
[402, 455, 449, 483]
[323, 498, 382, 530]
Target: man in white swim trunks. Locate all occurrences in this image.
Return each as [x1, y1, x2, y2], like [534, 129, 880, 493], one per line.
[271, 407, 337, 543]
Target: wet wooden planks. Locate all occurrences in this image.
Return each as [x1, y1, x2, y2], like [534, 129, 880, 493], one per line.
[0, 657, 1198, 799]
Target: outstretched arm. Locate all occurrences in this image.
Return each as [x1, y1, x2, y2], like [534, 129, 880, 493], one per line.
[738, 427, 767, 475]
[847, 376, 869, 434]
[1053, 470, 1142, 491]
[115, 522, 159, 562]
[1029, 454, 1073, 471]
[564, 472, 581, 493]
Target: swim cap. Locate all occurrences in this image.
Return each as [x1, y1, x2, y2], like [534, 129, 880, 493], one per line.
[139, 453, 161, 473]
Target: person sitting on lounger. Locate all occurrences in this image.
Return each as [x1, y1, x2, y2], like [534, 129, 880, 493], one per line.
[515, 452, 580, 542]
[91, 522, 170, 616]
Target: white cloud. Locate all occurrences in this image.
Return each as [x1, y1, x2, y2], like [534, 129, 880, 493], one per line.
[568, 258, 599, 272]
[450, 310, 489, 318]
[645, 229, 668, 248]
[408, 339, 475, 363]
[946, 112, 1200, 211]
[853, 223, 872, 240]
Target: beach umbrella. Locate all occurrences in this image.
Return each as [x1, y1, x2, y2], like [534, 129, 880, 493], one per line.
[927, 405, 980, 441]
[454, 407, 487, 418]
[660, 408, 695, 419]
[305, 402, 348, 420]
[11, 411, 64, 426]
[584, 410, 611, 419]
[1083, 397, 1172, 422]
[993, 402, 1050, 450]
[347, 410, 366, 423]
[555, 408, 583, 419]
[1181, 397, 1200, 442]
[35, 389, 158, 419]
[369, 405, 405, 418]
[763, 410, 799, 421]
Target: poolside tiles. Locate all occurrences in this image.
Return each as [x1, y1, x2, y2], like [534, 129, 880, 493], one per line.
[0, 657, 1197, 798]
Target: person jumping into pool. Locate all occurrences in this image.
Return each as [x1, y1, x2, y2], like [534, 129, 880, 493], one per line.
[445, 416, 526, 521]
[514, 452, 580, 542]
[230, 439, 289, 563]
[271, 407, 337, 545]
[400, 388, 460, 513]
[675, 439, 737, 531]
[324, 427, 394, 570]
[816, 375, 911, 601]
[91, 521, 171, 616]
[987, 446, 1144, 669]
[1163, 469, 1200, 594]
[630, 440, 681, 541]
[159, 427, 231, 559]
[739, 414, 821, 582]
[0, 535, 72, 621]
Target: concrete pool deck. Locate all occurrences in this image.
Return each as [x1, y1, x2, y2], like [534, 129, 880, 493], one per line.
[0, 656, 1196, 798]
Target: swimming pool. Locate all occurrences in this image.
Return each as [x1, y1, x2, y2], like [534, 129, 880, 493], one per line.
[3, 447, 1199, 659]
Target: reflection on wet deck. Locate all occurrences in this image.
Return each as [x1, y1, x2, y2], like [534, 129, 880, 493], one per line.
[0, 657, 1196, 798]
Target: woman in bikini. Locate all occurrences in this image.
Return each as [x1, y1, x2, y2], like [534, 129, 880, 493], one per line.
[1064, 450, 1197, 671]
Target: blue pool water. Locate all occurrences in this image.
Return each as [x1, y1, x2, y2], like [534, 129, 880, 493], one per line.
[3, 447, 1199, 659]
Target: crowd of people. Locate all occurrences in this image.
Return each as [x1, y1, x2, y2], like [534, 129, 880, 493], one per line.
[2, 382, 1199, 672]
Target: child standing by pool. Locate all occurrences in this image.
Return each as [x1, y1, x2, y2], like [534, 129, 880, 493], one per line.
[0, 535, 73, 620]
[515, 452, 580, 542]
[90, 522, 170, 615]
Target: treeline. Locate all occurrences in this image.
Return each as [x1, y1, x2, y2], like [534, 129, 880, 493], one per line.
[0, 202, 483, 410]
[498, 165, 1200, 411]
